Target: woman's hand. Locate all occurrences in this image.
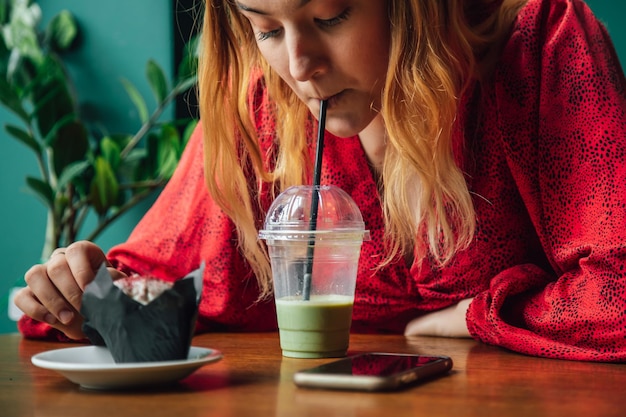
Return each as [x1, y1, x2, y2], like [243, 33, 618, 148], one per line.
[404, 298, 474, 338]
[14, 240, 127, 340]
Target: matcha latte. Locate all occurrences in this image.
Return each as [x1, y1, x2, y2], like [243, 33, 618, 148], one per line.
[275, 295, 354, 358]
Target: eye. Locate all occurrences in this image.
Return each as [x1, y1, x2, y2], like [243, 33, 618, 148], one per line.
[256, 28, 282, 41]
[252, 7, 352, 42]
[315, 8, 352, 28]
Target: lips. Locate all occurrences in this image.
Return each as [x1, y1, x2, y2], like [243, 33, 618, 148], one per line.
[313, 90, 345, 108]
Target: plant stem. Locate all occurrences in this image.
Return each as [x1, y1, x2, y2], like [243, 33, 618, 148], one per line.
[41, 209, 57, 262]
[120, 83, 186, 159]
[84, 186, 159, 242]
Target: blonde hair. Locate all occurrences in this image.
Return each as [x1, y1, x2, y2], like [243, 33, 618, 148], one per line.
[382, 0, 527, 266]
[198, 0, 527, 298]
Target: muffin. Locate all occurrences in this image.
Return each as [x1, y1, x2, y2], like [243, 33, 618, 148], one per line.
[80, 262, 204, 363]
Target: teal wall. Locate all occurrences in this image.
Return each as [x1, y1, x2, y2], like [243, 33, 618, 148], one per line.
[587, 1, 626, 65]
[0, 0, 175, 333]
[0, 1, 624, 334]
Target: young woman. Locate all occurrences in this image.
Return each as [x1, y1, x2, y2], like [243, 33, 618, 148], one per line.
[15, 0, 626, 362]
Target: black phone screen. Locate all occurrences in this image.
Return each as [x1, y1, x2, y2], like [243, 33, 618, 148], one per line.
[302, 353, 449, 377]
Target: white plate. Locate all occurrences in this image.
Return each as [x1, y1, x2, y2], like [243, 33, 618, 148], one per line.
[31, 345, 222, 390]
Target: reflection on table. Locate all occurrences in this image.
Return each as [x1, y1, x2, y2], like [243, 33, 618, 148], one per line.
[1, 332, 625, 417]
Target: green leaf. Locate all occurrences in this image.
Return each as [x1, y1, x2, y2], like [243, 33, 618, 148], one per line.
[45, 10, 78, 52]
[104, 134, 136, 178]
[5, 124, 41, 154]
[139, 132, 159, 181]
[106, 133, 133, 151]
[50, 120, 89, 176]
[146, 59, 168, 103]
[113, 146, 143, 184]
[0, 0, 8, 24]
[33, 81, 69, 135]
[181, 119, 198, 148]
[25, 176, 54, 209]
[53, 193, 69, 221]
[6, 53, 34, 94]
[121, 78, 148, 124]
[0, 76, 29, 122]
[56, 160, 90, 190]
[89, 156, 119, 215]
[177, 35, 199, 81]
[67, 160, 91, 200]
[32, 61, 75, 138]
[0, 29, 8, 61]
[8, 17, 42, 63]
[42, 112, 75, 146]
[100, 136, 122, 171]
[156, 124, 181, 178]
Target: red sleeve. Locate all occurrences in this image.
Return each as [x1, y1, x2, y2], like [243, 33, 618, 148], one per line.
[107, 123, 277, 333]
[467, 0, 626, 361]
[18, 317, 80, 342]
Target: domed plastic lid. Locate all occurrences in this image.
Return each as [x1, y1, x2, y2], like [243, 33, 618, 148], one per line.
[259, 185, 370, 241]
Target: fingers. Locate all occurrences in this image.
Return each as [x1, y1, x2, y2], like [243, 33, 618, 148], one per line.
[23, 259, 83, 337]
[63, 241, 110, 291]
[18, 240, 111, 340]
[13, 285, 85, 340]
[107, 267, 128, 281]
[49, 248, 67, 258]
[45, 252, 85, 314]
[13, 283, 56, 325]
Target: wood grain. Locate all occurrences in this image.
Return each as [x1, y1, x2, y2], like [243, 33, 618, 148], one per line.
[1, 332, 624, 417]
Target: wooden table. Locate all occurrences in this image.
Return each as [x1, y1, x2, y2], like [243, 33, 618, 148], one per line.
[1, 331, 625, 417]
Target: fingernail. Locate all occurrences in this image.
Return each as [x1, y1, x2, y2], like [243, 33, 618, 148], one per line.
[44, 313, 57, 325]
[59, 310, 74, 324]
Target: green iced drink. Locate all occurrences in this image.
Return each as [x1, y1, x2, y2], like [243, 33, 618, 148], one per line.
[259, 185, 370, 358]
[275, 294, 354, 358]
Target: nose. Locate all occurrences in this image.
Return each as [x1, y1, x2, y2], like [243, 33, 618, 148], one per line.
[286, 29, 328, 81]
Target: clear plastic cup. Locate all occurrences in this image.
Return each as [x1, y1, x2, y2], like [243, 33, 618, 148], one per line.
[259, 185, 370, 358]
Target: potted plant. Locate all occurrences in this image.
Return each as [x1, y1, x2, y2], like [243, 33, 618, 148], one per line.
[0, 0, 198, 261]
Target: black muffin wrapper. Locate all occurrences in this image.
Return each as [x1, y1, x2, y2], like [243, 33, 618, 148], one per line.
[80, 262, 204, 363]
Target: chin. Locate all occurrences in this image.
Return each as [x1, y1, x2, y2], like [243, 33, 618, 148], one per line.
[324, 116, 370, 139]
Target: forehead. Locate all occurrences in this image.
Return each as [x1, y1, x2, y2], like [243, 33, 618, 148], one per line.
[234, 0, 328, 14]
[237, 0, 312, 6]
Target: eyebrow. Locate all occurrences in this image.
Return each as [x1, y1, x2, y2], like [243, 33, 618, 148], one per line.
[236, 0, 311, 15]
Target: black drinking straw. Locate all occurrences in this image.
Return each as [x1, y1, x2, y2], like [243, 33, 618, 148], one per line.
[302, 99, 328, 301]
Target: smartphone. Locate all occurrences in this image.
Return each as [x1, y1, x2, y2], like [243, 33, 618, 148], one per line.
[293, 352, 453, 391]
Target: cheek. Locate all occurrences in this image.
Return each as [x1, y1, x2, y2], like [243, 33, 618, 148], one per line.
[360, 28, 390, 75]
[256, 44, 305, 100]
[336, 26, 389, 87]
[257, 44, 291, 80]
